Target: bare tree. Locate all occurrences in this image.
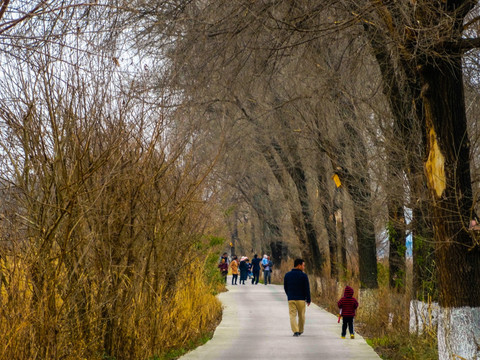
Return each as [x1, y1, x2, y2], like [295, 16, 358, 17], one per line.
[343, 2, 480, 357]
[122, 1, 480, 356]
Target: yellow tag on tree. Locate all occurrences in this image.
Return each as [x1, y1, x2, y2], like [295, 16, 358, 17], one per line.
[332, 174, 341, 188]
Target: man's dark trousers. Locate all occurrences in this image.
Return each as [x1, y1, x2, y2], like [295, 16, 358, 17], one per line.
[252, 269, 260, 284]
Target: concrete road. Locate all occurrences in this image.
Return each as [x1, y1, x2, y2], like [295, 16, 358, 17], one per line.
[180, 277, 381, 359]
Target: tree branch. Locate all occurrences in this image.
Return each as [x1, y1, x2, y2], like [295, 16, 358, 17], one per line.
[0, 1, 45, 34]
[458, 37, 480, 52]
[0, 0, 10, 23]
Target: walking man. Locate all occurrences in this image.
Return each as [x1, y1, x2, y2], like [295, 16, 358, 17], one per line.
[251, 254, 261, 285]
[283, 259, 310, 337]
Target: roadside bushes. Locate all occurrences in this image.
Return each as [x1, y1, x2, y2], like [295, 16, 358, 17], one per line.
[0, 64, 223, 359]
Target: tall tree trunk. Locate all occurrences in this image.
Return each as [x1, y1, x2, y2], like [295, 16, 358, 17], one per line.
[317, 155, 338, 279]
[420, 55, 480, 360]
[230, 209, 239, 256]
[335, 168, 377, 288]
[386, 156, 406, 292]
[272, 139, 324, 274]
[334, 204, 347, 280]
[351, 187, 378, 289]
[262, 147, 312, 268]
[323, 200, 338, 279]
[363, 19, 437, 334]
[339, 122, 378, 289]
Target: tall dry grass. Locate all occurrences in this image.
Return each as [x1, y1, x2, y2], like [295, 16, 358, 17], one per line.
[0, 249, 222, 360]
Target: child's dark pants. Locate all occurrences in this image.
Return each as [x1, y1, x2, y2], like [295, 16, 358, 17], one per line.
[341, 316, 354, 336]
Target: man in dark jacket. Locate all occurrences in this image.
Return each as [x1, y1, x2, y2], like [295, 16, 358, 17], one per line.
[251, 254, 261, 285]
[283, 259, 311, 337]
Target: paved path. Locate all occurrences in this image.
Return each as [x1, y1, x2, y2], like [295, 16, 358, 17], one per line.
[180, 276, 380, 359]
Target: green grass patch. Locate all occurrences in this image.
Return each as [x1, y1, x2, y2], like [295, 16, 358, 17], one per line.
[151, 331, 215, 360]
[366, 333, 437, 360]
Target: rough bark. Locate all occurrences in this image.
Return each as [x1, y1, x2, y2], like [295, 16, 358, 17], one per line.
[230, 209, 239, 256]
[350, 182, 378, 289]
[420, 57, 480, 306]
[419, 48, 480, 359]
[338, 122, 378, 289]
[317, 157, 338, 279]
[386, 160, 406, 292]
[334, 201, 347, 280]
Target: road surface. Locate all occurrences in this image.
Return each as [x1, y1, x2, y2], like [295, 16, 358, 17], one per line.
[180, 276, 381, 359]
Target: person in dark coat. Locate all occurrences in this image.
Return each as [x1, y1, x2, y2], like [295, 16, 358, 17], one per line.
[218, 258, 228, 283]
[239, 257, 248, 285]
[283, 259, 311, 337]
[337, 285, 359, 339]
[251, 254, 261, 285]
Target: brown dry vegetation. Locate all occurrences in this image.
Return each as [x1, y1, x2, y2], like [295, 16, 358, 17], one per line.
[2, 0, 480, 359]
[0, 52, 224, 360]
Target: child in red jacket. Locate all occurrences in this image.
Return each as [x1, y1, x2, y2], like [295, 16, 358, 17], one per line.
[338, 285, 359, 339]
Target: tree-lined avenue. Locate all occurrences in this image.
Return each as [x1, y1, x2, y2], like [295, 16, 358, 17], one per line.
[180, 277, 380, 360]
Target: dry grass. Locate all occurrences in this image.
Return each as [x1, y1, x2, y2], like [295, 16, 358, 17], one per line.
[158, 260, 223, 353]
[0, 254, 222, 360]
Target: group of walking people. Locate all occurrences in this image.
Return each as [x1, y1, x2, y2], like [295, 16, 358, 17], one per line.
[218, 252, 273, 285]
[220, 254, 358, 339]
